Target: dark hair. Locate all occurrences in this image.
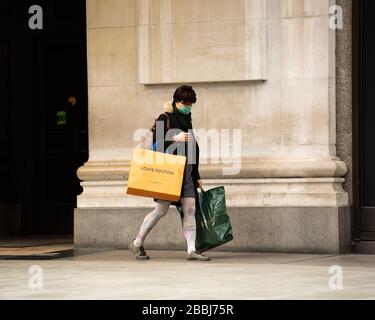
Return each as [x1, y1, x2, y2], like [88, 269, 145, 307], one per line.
[173, 85, 197, 104]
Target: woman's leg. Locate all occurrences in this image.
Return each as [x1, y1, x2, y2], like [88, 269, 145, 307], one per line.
[180, 196, 197, 254]
[134, 200, 171, 247]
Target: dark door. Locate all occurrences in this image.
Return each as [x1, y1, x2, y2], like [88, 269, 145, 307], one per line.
[355, 0, 375, 241]
[34, 39, 88, 234]
[0, 0, 88, 236]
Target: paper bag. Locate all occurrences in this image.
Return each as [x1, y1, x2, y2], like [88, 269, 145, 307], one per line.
[126, 147, 186, 202]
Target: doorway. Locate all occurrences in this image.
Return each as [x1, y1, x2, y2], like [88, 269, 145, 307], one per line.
[353, 0, 375, 250]
[0, 0, 88, 236]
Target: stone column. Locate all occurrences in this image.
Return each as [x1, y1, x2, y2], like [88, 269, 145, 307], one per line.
[75, 0, 350, 253]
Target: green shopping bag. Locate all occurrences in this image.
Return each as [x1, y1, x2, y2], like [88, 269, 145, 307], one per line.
[177, 186, 233, 253]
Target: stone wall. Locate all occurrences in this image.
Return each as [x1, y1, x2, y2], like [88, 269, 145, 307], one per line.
[76, 0, 351, 253]
[336, 0, 353, 205]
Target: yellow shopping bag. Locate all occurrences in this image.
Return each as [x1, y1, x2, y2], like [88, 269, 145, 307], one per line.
[126, 147, 187, 202]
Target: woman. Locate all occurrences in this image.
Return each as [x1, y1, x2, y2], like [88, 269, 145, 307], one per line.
[128, 85, 210, 261]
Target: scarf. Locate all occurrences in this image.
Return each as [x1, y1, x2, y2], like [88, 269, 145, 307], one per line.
[172, 101, 193, 132]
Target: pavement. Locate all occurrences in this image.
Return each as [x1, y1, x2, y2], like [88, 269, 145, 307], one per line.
[0, 237, 375, 300]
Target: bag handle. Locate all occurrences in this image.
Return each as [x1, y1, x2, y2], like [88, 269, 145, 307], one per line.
[165, 112, 171, 131]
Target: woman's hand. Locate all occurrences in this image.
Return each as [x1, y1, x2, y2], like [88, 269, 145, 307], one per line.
[197, 179, 203, 189]
[173, 132, 191, 142]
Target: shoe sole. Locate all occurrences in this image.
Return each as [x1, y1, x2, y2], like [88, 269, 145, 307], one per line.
[136, 256, 150, 260]
[187, 256, 210, 261]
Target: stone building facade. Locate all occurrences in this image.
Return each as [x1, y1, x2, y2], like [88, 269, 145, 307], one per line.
[75, 0, 354, 254]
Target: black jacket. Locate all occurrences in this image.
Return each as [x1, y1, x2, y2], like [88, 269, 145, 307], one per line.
[152, 103, 201, 206]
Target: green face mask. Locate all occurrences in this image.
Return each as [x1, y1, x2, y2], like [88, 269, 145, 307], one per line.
[177, 105, 192, 115]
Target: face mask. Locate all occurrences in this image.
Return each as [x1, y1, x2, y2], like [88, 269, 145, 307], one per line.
[177, 105, 192, 115]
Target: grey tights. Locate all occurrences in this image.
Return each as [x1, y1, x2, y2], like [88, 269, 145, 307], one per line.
[134, 197, 197, 253]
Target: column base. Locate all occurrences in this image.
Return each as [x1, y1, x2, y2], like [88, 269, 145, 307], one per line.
[74, 206, 351, 254]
